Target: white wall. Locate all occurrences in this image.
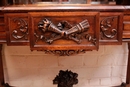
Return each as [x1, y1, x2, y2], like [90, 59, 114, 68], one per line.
[2, 43, 128, 87]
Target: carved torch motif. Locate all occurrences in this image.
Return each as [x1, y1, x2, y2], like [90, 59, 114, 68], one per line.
[35, 18, 96, 44]
[100, 17, 117, 39]
[12, 18, 28, 40]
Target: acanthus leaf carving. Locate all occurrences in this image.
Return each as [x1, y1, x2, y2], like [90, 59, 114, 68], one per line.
[53, 70, 78, 87]
[12, 18, 28, 40]
[100, 17, 117, 39]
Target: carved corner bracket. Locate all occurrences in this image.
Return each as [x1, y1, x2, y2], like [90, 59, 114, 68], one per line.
[12, 18, 28, 40]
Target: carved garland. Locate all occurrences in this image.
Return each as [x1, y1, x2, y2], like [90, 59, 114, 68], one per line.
[12, 18, 28, 40]
[100, 17, 117, 39]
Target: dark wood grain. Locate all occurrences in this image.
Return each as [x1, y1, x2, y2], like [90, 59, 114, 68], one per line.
[127, 43, 130, 86]
[0, 0, 129, 86]
[1, 5, 125, 13]
[0, 44, 4, 87]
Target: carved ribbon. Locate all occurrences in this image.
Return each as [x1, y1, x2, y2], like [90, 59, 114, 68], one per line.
[37, 18, 90, 44]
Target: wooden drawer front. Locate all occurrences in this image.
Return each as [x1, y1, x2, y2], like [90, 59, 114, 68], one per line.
[29, 12, 99, 51]
[5, 13, 29, 45]
[100, 12, 123, 45]
[123, 15, 130, 38]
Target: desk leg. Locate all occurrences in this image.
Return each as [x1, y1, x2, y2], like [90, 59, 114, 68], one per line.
[0, 44, 11, 87]
[121, 43, 130, 87]
[126, 43, 130, 87]
[0, 44, 4, 87]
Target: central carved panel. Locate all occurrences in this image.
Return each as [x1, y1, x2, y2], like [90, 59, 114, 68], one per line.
[29, 12, 99, 54]
[35, 18, 91, 44]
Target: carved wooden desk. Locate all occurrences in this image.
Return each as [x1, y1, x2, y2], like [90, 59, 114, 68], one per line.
[0, 5, 130, 87]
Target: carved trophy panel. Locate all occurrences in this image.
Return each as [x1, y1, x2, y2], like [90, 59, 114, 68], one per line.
[29, 12, 99, 55]
[5, 13, 29, 45]
[100, 12, 123, 45]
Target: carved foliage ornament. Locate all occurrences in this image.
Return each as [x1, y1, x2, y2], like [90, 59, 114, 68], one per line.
[12, 18, 28, 40]
[100, 17, 117, 39]
[35, 18, 96, 45]
[53, 70, 78, 87]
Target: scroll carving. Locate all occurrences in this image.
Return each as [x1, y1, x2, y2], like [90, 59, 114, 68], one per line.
[44, 50, 86, 56]
[100, 17, 117, 39]
[12, 18, 28, 40]
[35, 18, 96, 44]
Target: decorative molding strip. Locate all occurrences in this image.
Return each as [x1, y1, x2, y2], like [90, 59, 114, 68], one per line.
[12, 18, 28, 40]
[44, 50, 86, 56]
[100, 17, 117, 39]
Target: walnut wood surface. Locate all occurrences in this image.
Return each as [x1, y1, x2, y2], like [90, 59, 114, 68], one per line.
[0, 45, 4, 87]
[1, 5, 126, 12]
[127, 43, 130, 86]
[0, 3, 130, 87]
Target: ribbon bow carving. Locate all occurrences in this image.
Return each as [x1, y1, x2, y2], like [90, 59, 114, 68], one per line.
[38, 18, 90, 44]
